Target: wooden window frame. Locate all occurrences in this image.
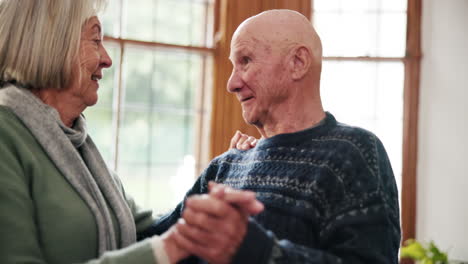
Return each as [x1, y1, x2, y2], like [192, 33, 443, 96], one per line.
[101, 1, 216, 173]
[401, 0, 422, 259]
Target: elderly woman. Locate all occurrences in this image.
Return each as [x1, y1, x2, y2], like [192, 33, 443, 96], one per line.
[0, 0, 260, 263]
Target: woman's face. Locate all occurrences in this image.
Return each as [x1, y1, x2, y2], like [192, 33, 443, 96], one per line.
[69, 16, 112, 106]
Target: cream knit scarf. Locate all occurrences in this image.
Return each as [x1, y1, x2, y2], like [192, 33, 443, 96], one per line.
[0, 84, 136, 255]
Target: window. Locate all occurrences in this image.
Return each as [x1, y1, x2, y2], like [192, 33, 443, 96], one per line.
[85, 0, 214, 214]
[312, 0, 408, 194]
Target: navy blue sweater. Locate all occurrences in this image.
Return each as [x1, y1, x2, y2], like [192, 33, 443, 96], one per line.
[144, 112, 401, 263]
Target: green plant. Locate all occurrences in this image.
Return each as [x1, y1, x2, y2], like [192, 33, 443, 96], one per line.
[401, 239, 449, 264]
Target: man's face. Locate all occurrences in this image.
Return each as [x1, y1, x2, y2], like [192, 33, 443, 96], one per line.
[227, 29, 289, 126]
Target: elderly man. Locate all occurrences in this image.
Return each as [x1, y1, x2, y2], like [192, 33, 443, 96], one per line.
[149, 9, 401, 264]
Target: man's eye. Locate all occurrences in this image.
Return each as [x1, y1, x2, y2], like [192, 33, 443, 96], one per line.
[241, 56, 251, 64]
[93, 39, 101, 45]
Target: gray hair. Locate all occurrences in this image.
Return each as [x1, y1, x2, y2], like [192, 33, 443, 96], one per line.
[0, 0, 107, 90]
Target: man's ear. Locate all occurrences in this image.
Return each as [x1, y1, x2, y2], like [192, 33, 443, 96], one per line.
[289, 46, 311, 80]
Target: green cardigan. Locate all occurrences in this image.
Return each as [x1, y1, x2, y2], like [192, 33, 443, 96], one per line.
[0, 106, 158, 264]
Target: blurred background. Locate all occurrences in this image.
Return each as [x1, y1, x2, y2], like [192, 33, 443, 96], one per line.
[85, 0, 468, 261]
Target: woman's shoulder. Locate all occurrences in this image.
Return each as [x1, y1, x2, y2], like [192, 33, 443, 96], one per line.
[0, 105, 25, 124]
[0, 105, 17, 120]
[0, 105, 38, 148]
[0, 105, 22, 133]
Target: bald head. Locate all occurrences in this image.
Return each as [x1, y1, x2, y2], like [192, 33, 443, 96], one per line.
[227, 10, 325, 136]
[232, 9, 322, 70]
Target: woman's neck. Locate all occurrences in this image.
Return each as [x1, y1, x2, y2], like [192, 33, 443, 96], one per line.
[31, 88, 86, 127]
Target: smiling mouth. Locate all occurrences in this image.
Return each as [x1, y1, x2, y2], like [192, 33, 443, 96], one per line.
[91, 75, 102, 81]
[241, 96, 254, 102]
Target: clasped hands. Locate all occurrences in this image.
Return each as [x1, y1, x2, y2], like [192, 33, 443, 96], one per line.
[161, 181, 264, 264]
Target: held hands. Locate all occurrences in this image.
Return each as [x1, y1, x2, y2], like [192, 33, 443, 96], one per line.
[230, 130, 258, 150]
[165, 182, 264, 264]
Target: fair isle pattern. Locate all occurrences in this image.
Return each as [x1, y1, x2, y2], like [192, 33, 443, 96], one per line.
[149, 112, 401, 264]
[213, 136, 397, 218]
[205, 112, 401, 263]
[213, 139, 397, 218]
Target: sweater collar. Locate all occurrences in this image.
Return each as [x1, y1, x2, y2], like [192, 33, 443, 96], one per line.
[255, 112, 337, 149]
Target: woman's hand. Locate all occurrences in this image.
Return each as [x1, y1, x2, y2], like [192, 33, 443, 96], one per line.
[171, 183, 263, 264]
[208, 182, 263, 215]
[230, 130, 258, 150]
[159, 227, 190, 263]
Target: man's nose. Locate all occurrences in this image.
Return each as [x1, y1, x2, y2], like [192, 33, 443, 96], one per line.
[227, 69, 242, 93]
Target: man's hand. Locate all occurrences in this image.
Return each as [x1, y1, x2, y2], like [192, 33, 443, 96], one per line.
[171, 183, 263, 264]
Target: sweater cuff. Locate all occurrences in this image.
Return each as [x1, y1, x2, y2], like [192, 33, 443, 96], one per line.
[97, 238, 157, 263]
[231, 218, 274, 264]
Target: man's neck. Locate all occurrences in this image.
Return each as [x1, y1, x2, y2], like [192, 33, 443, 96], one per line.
[256, 100, 326, 139]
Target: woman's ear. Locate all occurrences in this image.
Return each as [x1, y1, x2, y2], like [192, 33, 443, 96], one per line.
[290, 46, 311, 80]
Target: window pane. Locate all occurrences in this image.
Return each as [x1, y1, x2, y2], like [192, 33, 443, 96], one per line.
[151, 52, 203, 108]
[117, 110, 197, 213]
[124, 0, 211, 46]
[123, 46, 204, 109]
[100, 0, 120, 37]
[117, 109, 151, 208]
[314, 13, 378, 57]
[117, 46, 205, 212]
[313, 0, 407, 57]
[149, 113, 196, 213]
[321, 61, 404, 191]
[341, 0, 376, 12]
[378, 13, 407, 57]
[85, 108, 115, 165]
[314, 0, 407, 12]
[122, 48, 154, 105]
[118, 110, 151, 165]
[119, 111, 195, 213]
[117, 164, 151, 208]
[380, 0, 407, 12]
[314, 0, 341, 11]
[93, 0, 213, 213]
[151, 112, 195, 163]
[84, 45, 118, 166]
[119, 163, 195, 215]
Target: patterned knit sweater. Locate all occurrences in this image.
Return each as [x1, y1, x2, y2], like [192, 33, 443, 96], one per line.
[144, 112, 401, 263]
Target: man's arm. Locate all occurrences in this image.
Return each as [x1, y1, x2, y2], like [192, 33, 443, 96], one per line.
[173, 143, 401, 264]
[175, 191, 400, 264]
[235, 198, 399, 263]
